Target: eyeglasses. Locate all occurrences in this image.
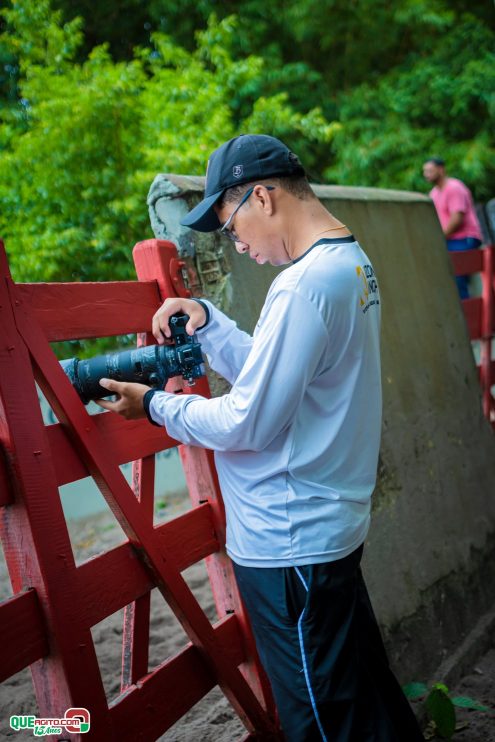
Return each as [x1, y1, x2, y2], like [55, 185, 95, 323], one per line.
[219, 186, 275, 242]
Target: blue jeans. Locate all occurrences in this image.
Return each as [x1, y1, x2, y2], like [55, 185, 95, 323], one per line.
[447, 237, 482, 299]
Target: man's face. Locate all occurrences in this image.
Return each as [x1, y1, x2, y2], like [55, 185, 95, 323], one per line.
[215, 187, 290, 266]
[423, 161, 444, 184]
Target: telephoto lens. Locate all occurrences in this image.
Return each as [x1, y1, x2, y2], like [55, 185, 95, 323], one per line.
[60, 314, 204, 404]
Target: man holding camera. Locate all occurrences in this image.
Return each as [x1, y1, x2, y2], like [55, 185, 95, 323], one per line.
[98, 135, 423, 741]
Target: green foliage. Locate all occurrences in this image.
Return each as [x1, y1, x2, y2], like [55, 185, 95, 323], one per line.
[403, 681, 429, 700]
[2, 0, 83, 66]
[325, 17, 495, 200]
[402, 680, 490, 739]
[51, 0, 152, 60]
[425, 683, 456, 739]
[0, 0, 148, 283]
[450, 695, 488, 712]
[1, 0, 494, 295]
[0, 3, 336, 286]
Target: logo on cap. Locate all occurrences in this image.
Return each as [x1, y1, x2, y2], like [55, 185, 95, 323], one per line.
[288, 152, 300, 167]
[233, 165, 243, 178]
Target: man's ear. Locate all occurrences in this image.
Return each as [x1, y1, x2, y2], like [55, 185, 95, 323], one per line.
[253, 185, 275, 216]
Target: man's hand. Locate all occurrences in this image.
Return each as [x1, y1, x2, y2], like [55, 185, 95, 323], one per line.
[152, 298, 206, 344]
[95, 378, 151, 420]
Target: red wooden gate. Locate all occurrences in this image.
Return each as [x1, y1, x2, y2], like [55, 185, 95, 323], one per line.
[450, 244, 495, 428]
[0, 238, 280, 740]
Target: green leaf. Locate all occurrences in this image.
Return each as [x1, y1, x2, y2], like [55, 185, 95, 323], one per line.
[451, 696, 489, 712]
[402, 682, 428, 700]
[431, 682, 450, 695]
[425, 688, 456, 739]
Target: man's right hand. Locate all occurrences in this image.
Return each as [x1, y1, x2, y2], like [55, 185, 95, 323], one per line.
[152, 298, 207, 343]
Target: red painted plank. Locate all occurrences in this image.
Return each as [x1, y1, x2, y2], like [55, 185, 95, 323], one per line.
[16, 281, 161, 341]
[121, 452, 155, 690]
[0, 445, 13, 506]
[462, 297, 482, 339]
[110, 614, 245, 741]
[121, 590, 151, 690]
[132, 239, 192, 301]
[179, 446, 233, 615]
[481, 246, 494, 337]
[450, 250, 483, 276]
[75, 505, 219, 628]
[475, 361, 495, 390]
[0, 590, 49, 681]
[46, 412, 177, 486]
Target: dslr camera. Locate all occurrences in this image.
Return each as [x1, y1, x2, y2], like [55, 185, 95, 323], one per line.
[61, 314, 204, 404]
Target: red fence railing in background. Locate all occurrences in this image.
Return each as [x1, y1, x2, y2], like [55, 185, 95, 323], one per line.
[450, 245, 495, 429]
[0, 238, 281, 741]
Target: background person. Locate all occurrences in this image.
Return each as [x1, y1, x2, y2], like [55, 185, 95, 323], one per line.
[423, 157, 483, 299]
[98, 134, 424, 742]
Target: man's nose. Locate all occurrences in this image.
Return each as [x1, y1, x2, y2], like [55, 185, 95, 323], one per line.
[235, 241, 249, 254]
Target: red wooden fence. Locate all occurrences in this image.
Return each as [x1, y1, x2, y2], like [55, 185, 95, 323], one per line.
[450, 244, 495, 428]
[0, 238, 281, 740]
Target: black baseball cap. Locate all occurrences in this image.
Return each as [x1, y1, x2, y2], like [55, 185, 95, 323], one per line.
[180, 134, 305, 232]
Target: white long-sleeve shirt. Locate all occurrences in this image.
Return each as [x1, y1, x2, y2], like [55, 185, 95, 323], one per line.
[150, 236, 382, 567]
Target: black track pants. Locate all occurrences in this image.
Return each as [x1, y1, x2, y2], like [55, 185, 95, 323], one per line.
[233, 546, 424, 742]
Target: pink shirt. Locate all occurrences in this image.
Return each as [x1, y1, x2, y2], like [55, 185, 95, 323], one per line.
[430, 178, 482, 240]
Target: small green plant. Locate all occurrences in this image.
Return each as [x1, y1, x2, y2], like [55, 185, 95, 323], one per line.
[403, 681, 489, 739]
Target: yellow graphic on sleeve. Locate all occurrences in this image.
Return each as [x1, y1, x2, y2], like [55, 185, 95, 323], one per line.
[356, 266, 369, 307]
[356, 264, 379, 313]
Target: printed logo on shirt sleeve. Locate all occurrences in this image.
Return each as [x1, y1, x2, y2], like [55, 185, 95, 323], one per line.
[356, 264, 380, 313]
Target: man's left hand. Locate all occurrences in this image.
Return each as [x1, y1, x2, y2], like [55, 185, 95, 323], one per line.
[95, 378, 151, 420]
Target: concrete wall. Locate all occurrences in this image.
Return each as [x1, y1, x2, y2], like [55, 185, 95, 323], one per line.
[148, 174, 495, 682]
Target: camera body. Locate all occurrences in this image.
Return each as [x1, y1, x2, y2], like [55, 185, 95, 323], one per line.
[61, 314, 205, 404]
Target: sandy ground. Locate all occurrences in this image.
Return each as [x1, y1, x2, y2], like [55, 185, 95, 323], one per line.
[440, 650, 495, 741]
[0, 495, 493, 741]
[408, 650, 495, 742]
